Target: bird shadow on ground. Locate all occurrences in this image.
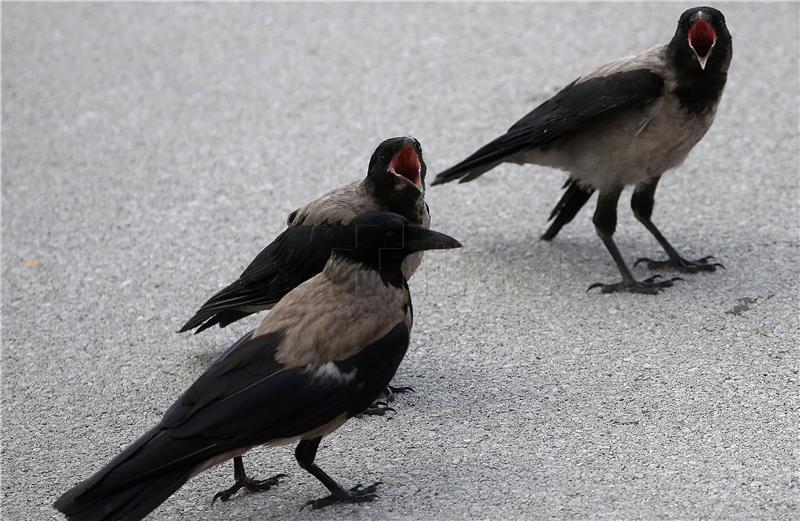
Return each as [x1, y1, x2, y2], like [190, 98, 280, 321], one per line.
[187, 349, 222, 370]
[452, 227, 612, 292]
[178, 331, 254, 375]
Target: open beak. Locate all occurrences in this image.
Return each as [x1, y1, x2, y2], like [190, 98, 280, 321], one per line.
[688, 15, 717, 70]
[388, 140, 423, 192]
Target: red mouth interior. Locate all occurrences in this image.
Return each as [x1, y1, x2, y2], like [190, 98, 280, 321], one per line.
[390, 144, 421, 187]
[688, 19, 716, 58]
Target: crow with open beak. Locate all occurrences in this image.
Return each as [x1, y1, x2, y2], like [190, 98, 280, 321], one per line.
[432, 7, 732, 294]
[177, 138, 428, 500]
[179, 136, 429, 333]
[53, 212, 461, 520]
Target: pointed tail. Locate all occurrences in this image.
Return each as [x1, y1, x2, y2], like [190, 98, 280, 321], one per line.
[53, 427, 196, 521]
[54, 468, 192, 521]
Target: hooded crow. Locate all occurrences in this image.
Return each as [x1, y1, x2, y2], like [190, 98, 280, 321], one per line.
[179, 138, 429, 495]
[180, 136, 430, 334]
[432, 7, 732, 294]
[53, 212, 461, 520]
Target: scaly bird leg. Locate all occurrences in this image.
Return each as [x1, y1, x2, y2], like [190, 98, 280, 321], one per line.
[296, 438, 380, 510]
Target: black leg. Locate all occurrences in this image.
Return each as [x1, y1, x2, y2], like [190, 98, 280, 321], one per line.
[631, 177, 723, 273]
[211, 456, 287, 505]
[588, 188, 681, 294]
[295, 437, 380, 510]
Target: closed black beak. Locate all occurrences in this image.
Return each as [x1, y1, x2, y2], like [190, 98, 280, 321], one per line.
[403, 226, 462, 252]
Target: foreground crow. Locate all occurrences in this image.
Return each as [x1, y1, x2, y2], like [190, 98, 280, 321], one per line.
[53, 212, 461, 520]
[180, 136, 429, 334]
[433, 7, 732, 294]
[180, 138, 430, 497]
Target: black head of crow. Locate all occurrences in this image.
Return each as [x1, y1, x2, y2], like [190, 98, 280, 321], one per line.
[669, 7, 732, 75]
[366, 136, 426, 203]
[340, 211, 460, 285]
[346, 210, 458, 253]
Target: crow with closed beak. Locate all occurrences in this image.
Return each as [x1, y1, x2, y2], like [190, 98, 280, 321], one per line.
[53, 212, 461, 520]
[180, 136, 429, 333]
[179, 137, 429, 500]
[433, 7, 732, 294]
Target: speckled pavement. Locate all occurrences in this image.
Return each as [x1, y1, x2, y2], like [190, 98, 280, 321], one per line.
[2, 3, 798, 520]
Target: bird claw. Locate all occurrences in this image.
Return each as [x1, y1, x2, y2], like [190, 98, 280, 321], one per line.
[381, 384, 415, 403]
[302, 482, 381, 510]
[634, 255, 724, 273]
[358, 385, 412, 417]
[587, 275, 683, 294]
[361, 401, 396, 417]
[211, 473, 288, 505]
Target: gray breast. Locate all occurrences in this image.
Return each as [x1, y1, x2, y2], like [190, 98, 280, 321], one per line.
[515, 94, 717, 191]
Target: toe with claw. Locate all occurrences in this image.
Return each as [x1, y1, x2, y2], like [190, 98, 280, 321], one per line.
[634, 255, 724, 273]
[587, 274, 684, 294]
[212, 473, 288, 505]
[381, 384, 414, 403]
[303, 483, 381, 510]
[361, 401, 395, 417]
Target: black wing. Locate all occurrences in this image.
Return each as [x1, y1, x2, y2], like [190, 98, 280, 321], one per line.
[55, 323, 410, 520]
[432, 70, 665, 185]
[539, 177, 595, 241]
[179, 223, 343, 334]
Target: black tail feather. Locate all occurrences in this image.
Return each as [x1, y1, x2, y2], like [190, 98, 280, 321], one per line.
[179, 281, 260, 334]
[179, 308, 251, 335]
[178, 310, 219, 334]
[432, 154, 503, 186]
[53, 425, 195, 521]
[540, 178, 594, 241]
[54, 468, 192, 521]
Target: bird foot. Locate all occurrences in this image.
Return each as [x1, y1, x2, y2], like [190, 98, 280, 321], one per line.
[361, 401, 396, 417]
[303, 483, 381, 510]
[359, 384, 414, 416]
[634, 255, 723, 273]
[212, 473, 288, 505]
[587, 274, 683, 294]
[382, 384, 414, 403]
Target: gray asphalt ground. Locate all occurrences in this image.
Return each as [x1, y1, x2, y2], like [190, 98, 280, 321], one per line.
[2, 2, 799, 520]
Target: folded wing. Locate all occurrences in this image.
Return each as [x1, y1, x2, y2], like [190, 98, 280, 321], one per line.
[179, 224, 343, 333]
[432, 70, 664, 185]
